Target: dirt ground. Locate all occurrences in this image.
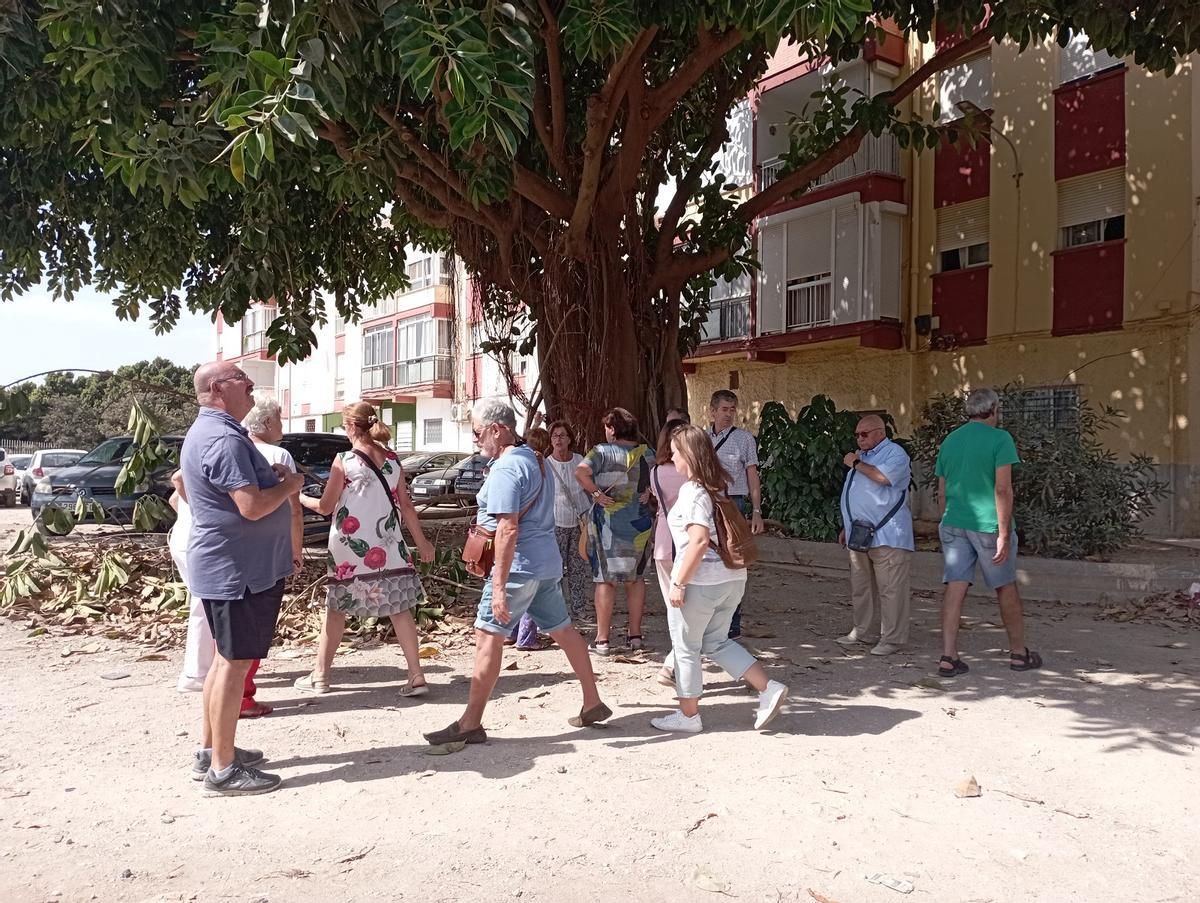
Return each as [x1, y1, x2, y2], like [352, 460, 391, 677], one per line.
[1, 508, 1198, 903]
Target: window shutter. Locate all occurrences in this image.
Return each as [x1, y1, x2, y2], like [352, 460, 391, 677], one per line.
[786, 211, 832, 279]
[1057, 168, 1125, 228]
[936, 198, 989, 250]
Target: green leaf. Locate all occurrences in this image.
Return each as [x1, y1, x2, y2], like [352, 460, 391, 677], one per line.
[249, 50, 288, 81]
[300, 38, 325, 68]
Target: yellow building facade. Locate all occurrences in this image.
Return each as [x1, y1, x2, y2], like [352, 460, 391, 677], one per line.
[686, 35, 1200, 536]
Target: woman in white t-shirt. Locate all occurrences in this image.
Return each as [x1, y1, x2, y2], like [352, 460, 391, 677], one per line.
[652, 425, 788, 734]
[546, 420, 593, 619]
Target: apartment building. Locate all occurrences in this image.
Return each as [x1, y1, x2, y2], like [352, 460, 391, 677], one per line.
[684, 28, 1200, 536]
[212, 251, 539, 453]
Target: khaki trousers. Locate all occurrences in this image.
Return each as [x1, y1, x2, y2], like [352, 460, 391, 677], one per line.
[847, 546, 912, 645]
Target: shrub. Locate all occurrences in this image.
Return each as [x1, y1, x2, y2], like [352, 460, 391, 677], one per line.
[911, 385, 1169, 559]
[759, 395, 899, 542]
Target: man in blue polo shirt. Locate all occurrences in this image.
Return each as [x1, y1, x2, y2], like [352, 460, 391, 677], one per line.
[837, 414, 914, 656]
[180, 361, 303, 796]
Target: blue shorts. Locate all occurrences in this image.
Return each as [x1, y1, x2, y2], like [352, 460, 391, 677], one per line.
[940, 525, 1018, 590]
[475, 575, 572, 636]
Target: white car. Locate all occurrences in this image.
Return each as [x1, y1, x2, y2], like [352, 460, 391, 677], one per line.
[8, 454, 33, 505]
[0, 448, 15, 507]
[19, 448, 87, 506]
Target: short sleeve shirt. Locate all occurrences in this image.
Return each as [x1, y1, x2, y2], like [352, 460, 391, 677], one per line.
[476, 446, 561, 579]
[668, 481, 746, 586]
[709, 427, 759, 497]
[934, 421, 1021, 534]
[180, 408, 293, 599]
[839, 438, 914, 551]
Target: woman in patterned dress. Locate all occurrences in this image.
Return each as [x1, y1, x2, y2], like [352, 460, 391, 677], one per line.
[574, 407, 655, 655]
[295, 401, 436, 697]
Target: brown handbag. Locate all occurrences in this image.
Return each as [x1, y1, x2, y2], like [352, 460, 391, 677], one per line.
[461, 453, 546, 578]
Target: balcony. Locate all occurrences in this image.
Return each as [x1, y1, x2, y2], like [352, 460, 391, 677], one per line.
[1051, 240, 1124, 335]
[932, 265, 990, 347]
[396, 355, 454, 387]
[759, 133, 900, 191]
[701, 295, 751, 344]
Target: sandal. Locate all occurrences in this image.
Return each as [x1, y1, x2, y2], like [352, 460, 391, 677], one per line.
[589, 639, 611, 656]
[1010, 647, 1043, 672]
[937, 656, 969, 677]
[399, 677, 429, 698]
[239, 700, 273, 719]
[294, 672, 331, 694]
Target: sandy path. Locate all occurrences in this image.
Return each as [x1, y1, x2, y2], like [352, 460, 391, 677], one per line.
[1, 563, 1197, 903]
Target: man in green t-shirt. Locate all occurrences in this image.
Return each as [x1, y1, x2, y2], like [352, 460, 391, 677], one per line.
[933, 387, 1043, 678]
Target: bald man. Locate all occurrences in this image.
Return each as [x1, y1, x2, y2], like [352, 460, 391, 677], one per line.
[836, 414, 914, 656]
[180, 361, 303, 796]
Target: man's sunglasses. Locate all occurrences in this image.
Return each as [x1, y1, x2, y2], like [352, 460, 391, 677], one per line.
[855, 427, 884, 439]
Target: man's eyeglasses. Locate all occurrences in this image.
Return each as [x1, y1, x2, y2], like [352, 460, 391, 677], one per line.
[855, 428, 884, 439]
[210, 372, 251, 390]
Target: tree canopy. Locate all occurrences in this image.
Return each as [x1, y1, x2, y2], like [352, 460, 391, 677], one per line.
[2, 1, 1197, 434]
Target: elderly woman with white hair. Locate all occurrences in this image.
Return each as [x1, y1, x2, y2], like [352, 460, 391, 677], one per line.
[170, 394, 303, 717]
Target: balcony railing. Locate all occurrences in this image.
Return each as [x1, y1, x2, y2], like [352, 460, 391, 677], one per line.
[397, 355, 454, 387]
[759, 133, 900, 191]
[701, 296, 751, 343]
[241, 332, 269, 355]
[785, 276, 832, 330]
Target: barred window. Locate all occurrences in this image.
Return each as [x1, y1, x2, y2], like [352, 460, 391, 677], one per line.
[1011, 386, 1081, 429]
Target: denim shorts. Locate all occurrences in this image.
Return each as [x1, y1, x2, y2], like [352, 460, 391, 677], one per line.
[939, 525, 1018, 589]
[475, 575, 572, 636]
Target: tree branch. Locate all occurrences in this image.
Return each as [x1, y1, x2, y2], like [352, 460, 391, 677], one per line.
[536, 0, 568, 168]
[562, 26, 659, 258]
[643, 27, 744, 135]
[375, 105, 469, 203]
[513, 162, 574, 221]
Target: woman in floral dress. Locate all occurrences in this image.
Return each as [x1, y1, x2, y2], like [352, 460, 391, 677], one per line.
[295, 401, 436, 697]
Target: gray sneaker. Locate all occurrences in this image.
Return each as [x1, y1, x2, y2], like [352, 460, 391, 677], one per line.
[191, 746, 265, 781]
[202, 762, 282, 797]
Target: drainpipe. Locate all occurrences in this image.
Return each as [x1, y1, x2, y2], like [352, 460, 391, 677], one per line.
[906, 41, 923, 358]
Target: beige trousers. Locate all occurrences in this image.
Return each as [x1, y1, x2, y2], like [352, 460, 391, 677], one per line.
[847, 546, 912, 645]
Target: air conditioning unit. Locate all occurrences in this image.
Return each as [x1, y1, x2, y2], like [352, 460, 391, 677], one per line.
[451, 402, 471, 422]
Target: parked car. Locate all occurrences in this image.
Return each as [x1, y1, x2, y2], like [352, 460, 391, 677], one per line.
[410, 455, 483, 505]
[279, 431, 352, 544]
[0, 447, 17, 507]
[18, 449, 86, 506]
[30, 435, 185, 530]
[9, 454, 33, 505]
[398, 451, 469, 484]
[452, 454, 489, 497]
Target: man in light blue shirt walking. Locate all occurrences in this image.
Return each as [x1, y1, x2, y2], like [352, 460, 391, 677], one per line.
[837, 414, 914, 655]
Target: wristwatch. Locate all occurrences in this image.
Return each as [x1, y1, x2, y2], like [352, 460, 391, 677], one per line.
[672, 582, 687, 590]
[591, 489, 601, 498]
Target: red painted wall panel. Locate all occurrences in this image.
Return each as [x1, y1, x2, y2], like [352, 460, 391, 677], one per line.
[935, 133, 990, 207]
[932, 267, 990, 346]
[1054, 67, 1125, 181]
[1052, 241, 1124, 335]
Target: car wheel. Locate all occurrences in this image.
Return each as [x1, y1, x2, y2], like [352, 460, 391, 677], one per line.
[1, 490, 13, 508]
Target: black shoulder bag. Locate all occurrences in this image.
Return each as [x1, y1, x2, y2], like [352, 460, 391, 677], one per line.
[845, 467, 907, 553]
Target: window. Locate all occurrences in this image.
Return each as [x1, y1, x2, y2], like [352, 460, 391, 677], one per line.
[1058, 168, 1125, 249]
[334, 353, 345, 406]
[937, 53, 992, 123]
[406, 255, 452, 291]
[1011, 386, 1081, 429]
[396, 315, 453, 385]
[240, 306, 277, 354]
[937, 198, 990, 271]
[304, 419, 316, 433]
[333, 312, 346, 335]
[702, 272, 751, 342]
[1059, 31, 1122, 84]
[362, 324, 395, 390]
[424, 418, 443, 445]
[786, 272, 832, 329]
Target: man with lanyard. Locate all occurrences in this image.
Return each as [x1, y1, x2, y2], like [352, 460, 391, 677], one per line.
[836, 414, 914, 656]
[424, 400, 610, 745]
[707, 390, 763, 639]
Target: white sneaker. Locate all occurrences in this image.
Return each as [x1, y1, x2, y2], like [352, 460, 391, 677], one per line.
[870, 642, 902, 656]
[176, 677, 205, 693]
[754, 680, 789, 730]
[651, 710, 703, 733]
[835, 629, 878, 647]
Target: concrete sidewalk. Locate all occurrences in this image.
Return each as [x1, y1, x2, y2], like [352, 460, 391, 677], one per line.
[757, 535, 1199, 604]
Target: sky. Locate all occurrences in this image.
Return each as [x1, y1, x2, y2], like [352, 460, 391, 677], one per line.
[0, 284, 214, 384]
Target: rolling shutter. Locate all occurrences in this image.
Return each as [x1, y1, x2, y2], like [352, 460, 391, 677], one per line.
[786, 212, 832, 279]
[936, 197, 989, 250]
[1057, 167, 1125, 228]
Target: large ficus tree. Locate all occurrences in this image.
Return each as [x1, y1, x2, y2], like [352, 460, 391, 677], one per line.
[1, 1, 1196, 436]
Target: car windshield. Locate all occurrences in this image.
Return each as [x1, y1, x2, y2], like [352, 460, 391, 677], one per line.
[11, 455, 32, 469]
[43, 453, 83, 468]
[400, 454, 431, 469]
[279, 436, 351, 470]
[76, 438, 133, 466]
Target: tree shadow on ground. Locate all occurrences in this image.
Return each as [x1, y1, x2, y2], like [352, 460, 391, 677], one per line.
[719, 568, 1200, 755]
